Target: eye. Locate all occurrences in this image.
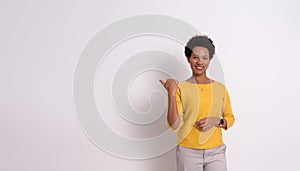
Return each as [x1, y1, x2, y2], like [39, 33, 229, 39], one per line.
[202, 56, 209, 60]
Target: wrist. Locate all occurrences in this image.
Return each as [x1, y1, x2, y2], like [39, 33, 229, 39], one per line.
[168, 91, 176, 97]
[216, 118, 224, 128]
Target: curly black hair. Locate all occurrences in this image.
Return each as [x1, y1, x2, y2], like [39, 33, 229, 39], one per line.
[184, 35, 215, 59]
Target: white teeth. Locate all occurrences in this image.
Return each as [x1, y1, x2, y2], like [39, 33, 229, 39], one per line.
[196, 66, 204, 69]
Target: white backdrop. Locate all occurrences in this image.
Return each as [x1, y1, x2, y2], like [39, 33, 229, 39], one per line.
[1, 0, 300, 170]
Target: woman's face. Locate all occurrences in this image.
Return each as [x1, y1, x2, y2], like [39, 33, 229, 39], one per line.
[188, 46, 210, 76]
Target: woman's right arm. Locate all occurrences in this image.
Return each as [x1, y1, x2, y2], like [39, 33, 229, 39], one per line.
[159, 79, 180, 130]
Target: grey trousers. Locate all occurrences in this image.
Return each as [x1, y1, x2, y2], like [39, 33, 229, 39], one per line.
[176, 144, 227, 171]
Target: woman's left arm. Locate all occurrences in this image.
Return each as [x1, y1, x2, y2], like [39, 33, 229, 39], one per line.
[222, 89, 235, 130]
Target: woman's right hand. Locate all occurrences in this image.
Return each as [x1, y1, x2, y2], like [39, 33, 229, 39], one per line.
[159, 79, 178, 96]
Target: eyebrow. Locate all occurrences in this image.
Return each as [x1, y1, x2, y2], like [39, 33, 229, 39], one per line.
[192, 54, 209, 57]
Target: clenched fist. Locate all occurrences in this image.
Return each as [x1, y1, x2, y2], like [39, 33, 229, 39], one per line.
[159, 79, 178, 96]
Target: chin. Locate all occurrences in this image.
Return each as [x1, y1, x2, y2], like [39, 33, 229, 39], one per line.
[193, 72, 205, 76]
[192, 70, 205, 75]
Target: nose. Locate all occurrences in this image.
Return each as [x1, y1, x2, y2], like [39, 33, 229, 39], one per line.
[196, 58, 203, 64]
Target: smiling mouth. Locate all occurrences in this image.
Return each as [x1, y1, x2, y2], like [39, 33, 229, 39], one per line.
[195, 66, 205, 70]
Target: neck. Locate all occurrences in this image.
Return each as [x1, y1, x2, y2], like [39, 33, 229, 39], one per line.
[191, 73, 210, 84]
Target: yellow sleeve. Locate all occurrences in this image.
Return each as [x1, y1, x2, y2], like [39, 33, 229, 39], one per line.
[168, 86, 184, 132]
[223, 89, 235, 130]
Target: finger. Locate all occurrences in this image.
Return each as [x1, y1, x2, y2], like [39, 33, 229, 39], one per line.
[166, 78, 176, 83]
[159, 80, 166, 87]
[196, 125, 206, 132]
[196, 119, 206, 125]
[173, 80, 179, 85]
[199, 122, 207, 129]
[166, 79, 172, 84]
[194, 124, 202, 130]
[198, 118, 207, 124]
[172, 79, 179, 84]
[196, 120, 205, 127]
[195, 120, 203, 127]
[194, 122, 201, 128]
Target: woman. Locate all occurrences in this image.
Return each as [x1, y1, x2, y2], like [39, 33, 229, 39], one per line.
[160, 35, 235, 171]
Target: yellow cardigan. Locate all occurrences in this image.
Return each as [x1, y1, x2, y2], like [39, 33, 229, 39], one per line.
[170, 81, 235, 149]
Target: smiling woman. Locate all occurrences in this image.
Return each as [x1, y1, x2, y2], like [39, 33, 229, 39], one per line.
[160, 35, 235, 171]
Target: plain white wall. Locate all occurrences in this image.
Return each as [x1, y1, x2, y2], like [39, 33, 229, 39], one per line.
[1, 0, 300, 170]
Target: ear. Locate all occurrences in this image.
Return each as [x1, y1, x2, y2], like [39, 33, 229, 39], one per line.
[187, 57, 191, 63]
